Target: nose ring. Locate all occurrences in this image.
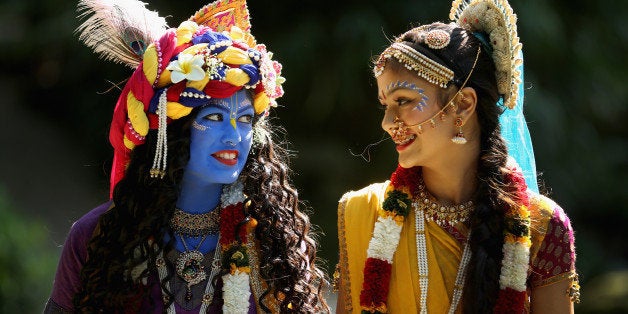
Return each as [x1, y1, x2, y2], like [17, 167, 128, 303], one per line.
[392, 116, 406, 130]
[390, 116, 410, 143]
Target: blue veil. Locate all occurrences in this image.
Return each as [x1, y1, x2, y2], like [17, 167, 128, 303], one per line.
[497, 51, 539, 193]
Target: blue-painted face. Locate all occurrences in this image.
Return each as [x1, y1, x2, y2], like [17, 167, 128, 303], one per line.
[184, 89, 254, 185]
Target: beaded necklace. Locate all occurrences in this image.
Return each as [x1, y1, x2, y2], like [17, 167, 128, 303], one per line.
[414, 181, 472, 314]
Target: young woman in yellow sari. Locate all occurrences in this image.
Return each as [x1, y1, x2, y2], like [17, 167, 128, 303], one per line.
[336, 1, 579, 313]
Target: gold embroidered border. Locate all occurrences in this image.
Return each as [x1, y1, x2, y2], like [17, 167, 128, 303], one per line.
[337, 196, 353, 312]
[530, 269, 576, 288]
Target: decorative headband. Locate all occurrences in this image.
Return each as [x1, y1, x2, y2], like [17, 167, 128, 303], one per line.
[374, 42, 454, 88]
[76, 0, 285, 196]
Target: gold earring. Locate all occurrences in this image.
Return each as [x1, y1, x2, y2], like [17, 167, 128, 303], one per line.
[451, 117, 467, 144]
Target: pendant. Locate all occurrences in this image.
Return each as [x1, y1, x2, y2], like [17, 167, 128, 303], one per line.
[176, 250, 207, 287]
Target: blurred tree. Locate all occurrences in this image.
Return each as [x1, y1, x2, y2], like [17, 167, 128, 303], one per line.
[0, 188, 58, 312]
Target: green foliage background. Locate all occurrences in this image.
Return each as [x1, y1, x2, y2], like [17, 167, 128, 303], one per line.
[0, 0, 625, 312]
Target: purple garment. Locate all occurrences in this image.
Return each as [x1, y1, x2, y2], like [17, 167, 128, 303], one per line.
[46, 201, 111, 312]
[45, 201, 258, 313]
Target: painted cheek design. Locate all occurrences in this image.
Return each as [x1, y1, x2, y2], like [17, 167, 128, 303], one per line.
[416, 90, 429, 112]
[192, 120, 207, 131]
[386, 81, 430, 111]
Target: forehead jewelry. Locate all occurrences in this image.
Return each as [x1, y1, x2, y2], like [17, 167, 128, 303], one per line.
[374, 42, 454, 88]
[391, 47, 481, 136]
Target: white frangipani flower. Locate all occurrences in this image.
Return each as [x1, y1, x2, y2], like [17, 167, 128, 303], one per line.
[166, 53, 205, 83]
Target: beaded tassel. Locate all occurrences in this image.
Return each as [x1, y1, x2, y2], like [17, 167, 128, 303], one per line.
[150, 89, 168, 178]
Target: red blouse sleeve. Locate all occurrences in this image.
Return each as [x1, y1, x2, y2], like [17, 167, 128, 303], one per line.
[529, 205, 576, 287]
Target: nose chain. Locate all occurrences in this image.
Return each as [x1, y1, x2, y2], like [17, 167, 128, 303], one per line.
[389, 102, 455, 142]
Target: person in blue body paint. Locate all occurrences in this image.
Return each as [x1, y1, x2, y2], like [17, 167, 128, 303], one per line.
[45, 1, 328, 312]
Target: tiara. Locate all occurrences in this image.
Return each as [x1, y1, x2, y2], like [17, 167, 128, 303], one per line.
[374, 42, 454, 88]
[450, 0, 523, 109]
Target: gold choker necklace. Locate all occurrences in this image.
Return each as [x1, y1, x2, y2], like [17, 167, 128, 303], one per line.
[416, 181, 474, 227]
[171, 208, 221, 236]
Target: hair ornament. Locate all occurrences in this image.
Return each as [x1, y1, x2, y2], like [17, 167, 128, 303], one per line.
[424, 29, 451, 49]
[450, 0, 523, 109]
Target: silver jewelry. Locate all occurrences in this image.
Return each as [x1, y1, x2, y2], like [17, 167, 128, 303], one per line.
[159, 236, 222, 313]
[175, 234, 208, 301]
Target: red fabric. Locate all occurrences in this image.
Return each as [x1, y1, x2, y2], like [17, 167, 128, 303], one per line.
[171, 42, 192, 59]
[204, 81, 241, 98]
[128, 65, 155, 107]
[157, 30, 178, 69]
[123, 120, 145, 146]
[360, 258, 392, 310]
[529, 206, 576, 285]
[231, 41, 249, 50]
[108, 82, 134, 198]
[253, 82, 264, 94]
[494, 288, 526, 314]
[166, 81, 186, 102]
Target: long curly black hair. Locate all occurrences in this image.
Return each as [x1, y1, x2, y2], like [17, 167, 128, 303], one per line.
[73, 107, 329, 313]
[388, 22, 529, 312]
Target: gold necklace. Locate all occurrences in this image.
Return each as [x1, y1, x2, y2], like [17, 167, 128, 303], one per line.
[170, 208, 220, 237]
[416, 180, 475, 227]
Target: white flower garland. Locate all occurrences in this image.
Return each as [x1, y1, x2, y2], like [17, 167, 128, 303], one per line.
[499, 238, 530, 291]
[366, 216, 403, 263]
[222, 270, 252, 313]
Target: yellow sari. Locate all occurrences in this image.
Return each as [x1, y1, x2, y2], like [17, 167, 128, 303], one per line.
[337, 182, 559, 313]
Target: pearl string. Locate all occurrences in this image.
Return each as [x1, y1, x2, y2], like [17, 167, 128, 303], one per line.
[150, 89, 168, 178]
[414, 200, 472, 313]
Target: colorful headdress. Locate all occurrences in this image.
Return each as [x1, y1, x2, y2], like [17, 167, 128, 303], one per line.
[76, 0, 285, 196]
